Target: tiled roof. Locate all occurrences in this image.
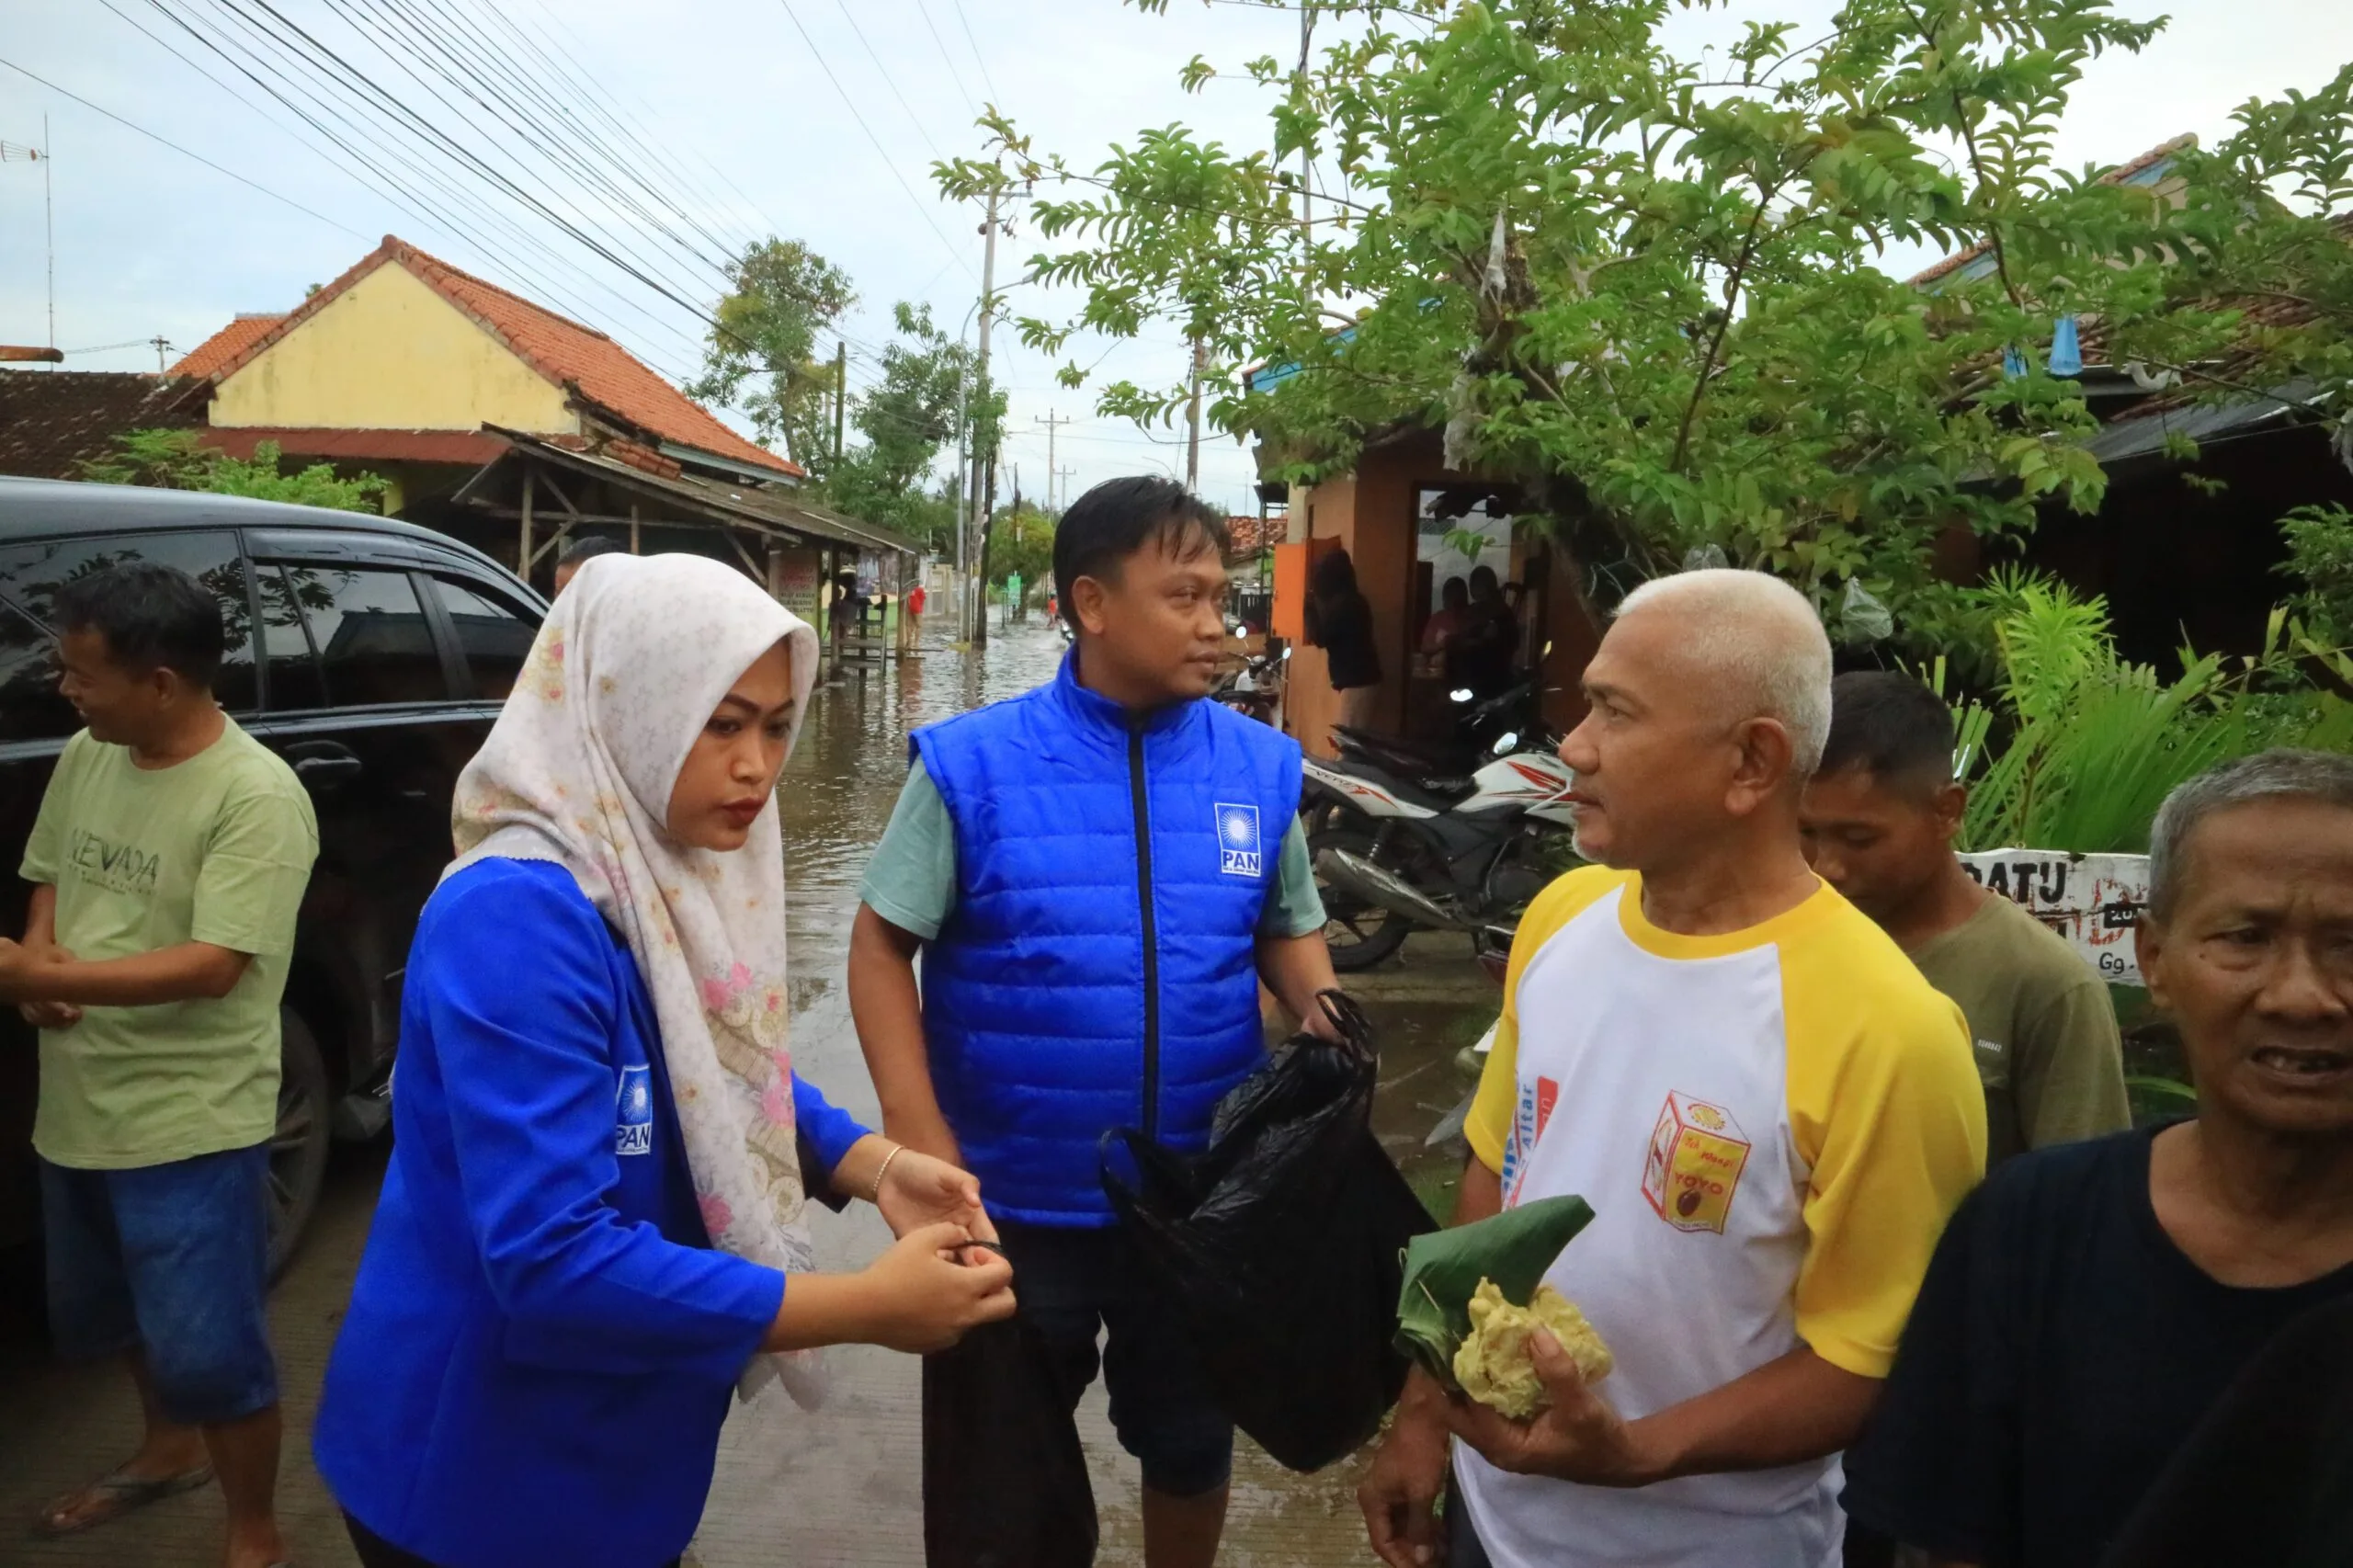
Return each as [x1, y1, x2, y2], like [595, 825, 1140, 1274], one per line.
[1226, 514, 1267, 555]
[171, 314, 285, 379]
[200, 426, 510, 466]
[193, 236, 803, 479]
[0, 370, 209, 480]
[1909, 135, 2199, 288]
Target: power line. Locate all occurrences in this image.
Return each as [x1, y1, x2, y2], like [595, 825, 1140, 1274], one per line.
[125, 0, 701, 374]
[0, 52, 369, 239]
[771, 0, 974, 276]
[950, 0, 1003, 106]
[910, 0, 981, 118]
[831, 0, 949, 169]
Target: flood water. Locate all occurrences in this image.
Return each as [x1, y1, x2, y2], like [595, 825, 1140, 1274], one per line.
[0, 614, 1493, 1568]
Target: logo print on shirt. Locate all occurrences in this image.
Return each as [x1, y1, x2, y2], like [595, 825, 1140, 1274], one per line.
[1502, 1074, 1562, 1207]
[1215, 801, 1262, 878]
[1641, 1091, 1751, 1234]
[616, 1065, 654, 1156]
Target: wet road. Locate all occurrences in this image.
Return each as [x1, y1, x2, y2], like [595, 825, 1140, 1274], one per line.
[0, 619, 1495, 1567]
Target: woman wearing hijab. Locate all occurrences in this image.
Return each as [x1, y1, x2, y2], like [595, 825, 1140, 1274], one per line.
[313, 554, 1015, 1568]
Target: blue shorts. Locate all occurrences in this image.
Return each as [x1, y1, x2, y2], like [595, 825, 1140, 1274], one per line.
[995, 1219, 1233, 1498]
[39, 1143, 278, 1426]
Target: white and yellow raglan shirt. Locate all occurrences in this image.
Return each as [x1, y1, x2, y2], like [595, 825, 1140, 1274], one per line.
[1457, 867, 1986, 1568]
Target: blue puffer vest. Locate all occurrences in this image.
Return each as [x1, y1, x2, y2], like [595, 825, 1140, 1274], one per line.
[914, 651, 1305, 1226]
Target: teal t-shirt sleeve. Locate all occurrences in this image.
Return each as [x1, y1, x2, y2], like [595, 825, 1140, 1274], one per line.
[1257, 815, 1327, 937]
[858, 759, 958, 940]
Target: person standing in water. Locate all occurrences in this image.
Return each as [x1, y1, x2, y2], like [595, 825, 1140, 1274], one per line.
[313, 553, 1014, 1568]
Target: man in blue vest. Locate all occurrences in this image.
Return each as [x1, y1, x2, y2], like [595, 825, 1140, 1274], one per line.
[852, 476, 1342, 1567]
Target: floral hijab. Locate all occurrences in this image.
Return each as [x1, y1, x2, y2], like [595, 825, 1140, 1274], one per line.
[447, 551, 824, 1403]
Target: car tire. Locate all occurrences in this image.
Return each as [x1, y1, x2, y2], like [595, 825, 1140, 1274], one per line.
[266, 1007, 332, 1281]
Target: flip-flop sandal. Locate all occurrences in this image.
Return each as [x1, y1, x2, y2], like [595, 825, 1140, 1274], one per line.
[30, 1461, 214, 1538]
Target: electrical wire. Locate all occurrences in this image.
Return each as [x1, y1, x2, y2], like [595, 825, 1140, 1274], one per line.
[0, 52, 370, 240]
[950, 0, 1004, 106]
[772, 0, 975, 276]
[911, 0, 982, 118]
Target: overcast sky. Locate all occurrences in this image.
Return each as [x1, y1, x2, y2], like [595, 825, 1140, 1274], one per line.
[4, 0, 2348, 518]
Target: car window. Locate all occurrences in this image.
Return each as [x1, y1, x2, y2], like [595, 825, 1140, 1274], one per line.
[0, 597, 79, 744]
[256, 564, 329, 712]
[0, 531, 259, 713]
[278, 565, 449, 707]
[429, 577, 536, 700]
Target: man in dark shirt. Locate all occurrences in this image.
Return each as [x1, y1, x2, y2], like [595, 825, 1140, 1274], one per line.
[1843, 747, 2353, 1568]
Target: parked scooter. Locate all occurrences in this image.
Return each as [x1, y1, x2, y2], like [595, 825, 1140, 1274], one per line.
[1303, 730, 1576, 971]
[1213, 642, 1288, 723]
[1305, 677, 1553, 835]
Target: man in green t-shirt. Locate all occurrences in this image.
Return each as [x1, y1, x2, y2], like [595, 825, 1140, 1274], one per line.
[0, 562, 317, 1568]
[1801, 671, 2129, 1165]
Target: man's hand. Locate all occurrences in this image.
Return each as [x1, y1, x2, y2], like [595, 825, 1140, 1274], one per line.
[1442, 1330, 1660, 1487]
[1360, 1373, 1454, 1568]
[17, 943, 82, 1029]
[875, 1147, 998, 1246]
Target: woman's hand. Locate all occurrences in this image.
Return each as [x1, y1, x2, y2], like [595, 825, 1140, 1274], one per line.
[876, 1148, 998, 1245]
[857, 1221, 1017, 1353]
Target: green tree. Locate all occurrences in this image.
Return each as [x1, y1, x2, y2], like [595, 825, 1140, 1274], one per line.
[688, 237, 856, 477]
[824, 301, 1005, 552]
[941, 3, 2351, 644]
[986, 501, 1054, 591]
[80, 428, 387, 512]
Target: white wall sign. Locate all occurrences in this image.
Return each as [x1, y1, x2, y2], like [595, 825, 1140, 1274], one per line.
[1958, 849, 2150, 986]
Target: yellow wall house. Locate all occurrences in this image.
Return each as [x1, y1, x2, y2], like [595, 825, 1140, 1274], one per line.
[166, 236, 920, 602]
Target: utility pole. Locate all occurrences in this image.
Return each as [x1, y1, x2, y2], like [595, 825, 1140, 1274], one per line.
[1056, 464, 1076, 514]
[832, 340, 847, 465]
[42, 116, 53, 353]
[149, 335, 172, 374]
[965, 182, 1004, 646]
[1185, 339, 1206, 492]
[1032, 410, 1070, 513]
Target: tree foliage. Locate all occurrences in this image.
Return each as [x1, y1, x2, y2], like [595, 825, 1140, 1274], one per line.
[688, 237, 856, 476]
[985, 501, 1054, 590]
[80, 428, 387, 513]
[941, 2, 2352, 642]
[823, 302, 1005, 554]
[1947, 570, 2353, 853]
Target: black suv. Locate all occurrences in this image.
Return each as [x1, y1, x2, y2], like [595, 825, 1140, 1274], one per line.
[0, 477, 543, 1273]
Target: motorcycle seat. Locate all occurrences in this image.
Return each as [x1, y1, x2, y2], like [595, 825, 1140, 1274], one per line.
[1317, 754, 1474, 814]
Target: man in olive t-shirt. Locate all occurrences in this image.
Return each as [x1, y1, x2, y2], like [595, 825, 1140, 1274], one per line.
[0, 563, 316, 1568]
[1802, 672, 2129, 1164]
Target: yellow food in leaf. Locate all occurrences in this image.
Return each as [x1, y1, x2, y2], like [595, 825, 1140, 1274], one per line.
[1451, 1278, 1614, 1419]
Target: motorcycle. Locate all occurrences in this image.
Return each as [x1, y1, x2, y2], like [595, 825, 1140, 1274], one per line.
[1302, 678, 1553, 836]
[1303, 729, 1577, 971]
[1212, 641, 1288, 724]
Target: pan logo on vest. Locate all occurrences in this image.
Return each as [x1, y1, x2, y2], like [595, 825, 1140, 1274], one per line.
[1216, 802, 1263, 879]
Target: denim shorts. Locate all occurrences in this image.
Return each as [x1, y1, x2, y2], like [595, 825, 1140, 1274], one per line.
[39, 1142, 278, 1426]
[993, 1218, 1234, 1498]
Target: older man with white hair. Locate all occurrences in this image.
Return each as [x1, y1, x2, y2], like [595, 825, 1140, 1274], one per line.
[1360, 569, 1985, 1568]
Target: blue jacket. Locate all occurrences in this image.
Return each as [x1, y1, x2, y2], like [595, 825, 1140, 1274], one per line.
[914, 651, 1304, 1225]
[313, 858, 869, 1568]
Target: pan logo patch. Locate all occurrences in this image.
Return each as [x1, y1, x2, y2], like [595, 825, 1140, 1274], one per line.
[616, 1065, 654, 1156]
[1641, 1091, 1751, 1234]
[1216, 801, 1262, 878]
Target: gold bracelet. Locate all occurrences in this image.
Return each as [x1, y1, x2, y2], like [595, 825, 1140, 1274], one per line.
[868, 1142, 905, 1205]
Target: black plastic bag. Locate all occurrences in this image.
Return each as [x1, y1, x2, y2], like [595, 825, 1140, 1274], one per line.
[1100, 992, 1437, 1472]
[922, 1313, 1097, 1568]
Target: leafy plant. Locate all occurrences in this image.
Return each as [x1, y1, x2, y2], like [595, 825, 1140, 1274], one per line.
[79, 428, 386, 514]
[1951, 573, 2353, 851]
[2280, 502, 2353, 645]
